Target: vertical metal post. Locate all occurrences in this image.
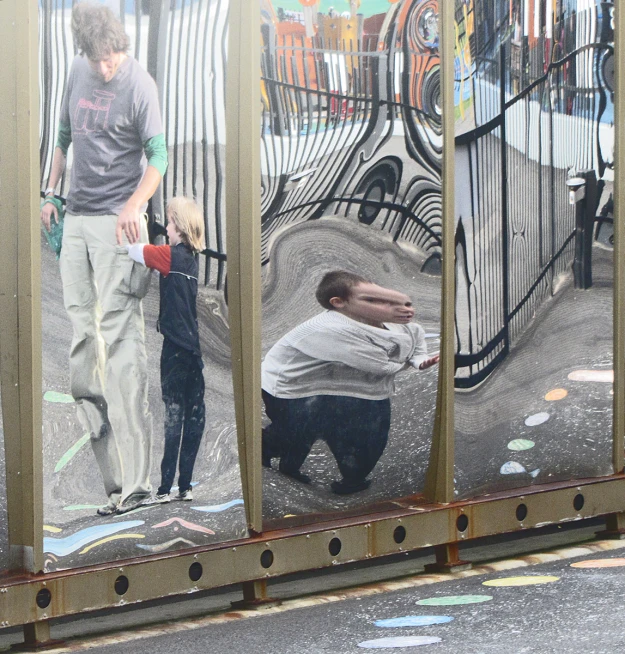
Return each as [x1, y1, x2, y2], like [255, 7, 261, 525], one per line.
[613, 1, 624, 474]
[423, 0, 455, 504]
[570, 170, 596, 291]
[146, 0, 170, 230]
[225, 0, 262, 531]
[500, 45, 510, 356]
[261, 23, 284, 137]
[0, 0, 43, 574]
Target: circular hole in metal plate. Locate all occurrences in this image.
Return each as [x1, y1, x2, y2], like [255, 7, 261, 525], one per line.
[573, 493, 585, 512]
[189, 562, 203, 582]
[114, 575, 129, 596]
[36, 588, 51, 609]
[393, 525, 407, 544]
[456, 514, 469, 532]
[328, 537, 342, 557]
[260, 549, 274, 569]
[516, 503, 528, 522]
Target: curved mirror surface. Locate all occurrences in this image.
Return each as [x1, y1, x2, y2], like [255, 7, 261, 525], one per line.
[260, 0, 442, 521]
[454, 0, 614, 498]
[39, 0, 246, 571]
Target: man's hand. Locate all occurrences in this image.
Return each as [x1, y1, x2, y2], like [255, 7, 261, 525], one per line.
[40, 201, 59, 233]
[419, 354, 440, 370]
[116, 201, 141, 245]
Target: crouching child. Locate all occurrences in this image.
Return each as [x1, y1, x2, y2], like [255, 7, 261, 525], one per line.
[261, 270, 439, 495]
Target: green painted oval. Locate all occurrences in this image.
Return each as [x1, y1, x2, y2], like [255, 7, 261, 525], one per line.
[416, 595, 493, 606]
[44, 391, 74, 404]
[507, 439, 535, 451]
[54, 434, 90, 473]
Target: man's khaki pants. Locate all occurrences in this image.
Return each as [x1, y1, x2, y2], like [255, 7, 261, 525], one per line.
[60, 213, 153, 506]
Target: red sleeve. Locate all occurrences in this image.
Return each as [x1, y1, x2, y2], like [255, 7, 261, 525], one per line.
[143, 245, 171, 276]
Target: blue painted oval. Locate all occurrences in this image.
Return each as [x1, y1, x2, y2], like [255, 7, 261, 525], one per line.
[375, 616, 453, 628]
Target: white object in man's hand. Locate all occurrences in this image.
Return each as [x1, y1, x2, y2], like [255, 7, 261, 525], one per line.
[125, 243, 146, 265]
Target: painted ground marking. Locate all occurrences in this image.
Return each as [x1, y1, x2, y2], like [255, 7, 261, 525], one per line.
[374, 616, 453, 628]
[571, 558, 625, 568]
[507, 439, 535, 451]
[55, 434, 90, 472]
[483, 575, 559, 587]
[358, 636, 442, 648]
[44, 391, 74, 403]
[568, 370, 613, 383]
[416, 595, 492, 606]
[500, 461, 526, 474]
[525, 412, 550, 427]
[545, 388, 568, 401]
[80, 534, 145, 554]
[44, 521, 144, 557]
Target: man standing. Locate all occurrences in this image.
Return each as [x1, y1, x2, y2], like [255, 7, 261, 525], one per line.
[40, 3, 168, 516]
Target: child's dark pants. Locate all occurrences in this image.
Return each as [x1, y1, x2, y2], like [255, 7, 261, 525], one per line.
[262, 391, 390, 484]
[159, 339, 206, 495]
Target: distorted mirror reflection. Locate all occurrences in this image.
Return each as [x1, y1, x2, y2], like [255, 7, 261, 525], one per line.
[0, 387, 7, 571]
[260, 0, 442, 521]
[454, 0, 615, 498]
[38, 0, 246, 571]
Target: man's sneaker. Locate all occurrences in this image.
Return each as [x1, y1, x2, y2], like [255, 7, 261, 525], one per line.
[174, 489, 193, 501]
[145, 493, 171, 505]
[96, 501, 119, 517]
[116, 493, 151, 514]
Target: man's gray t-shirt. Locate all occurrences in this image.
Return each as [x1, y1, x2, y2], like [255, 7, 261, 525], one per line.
[60, 55, 163, 216]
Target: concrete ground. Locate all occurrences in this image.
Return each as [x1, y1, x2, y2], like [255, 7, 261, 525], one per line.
[455, 245, 614, 499]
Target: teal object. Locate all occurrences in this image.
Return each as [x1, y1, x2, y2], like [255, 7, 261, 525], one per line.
[41, 196, 64, 259]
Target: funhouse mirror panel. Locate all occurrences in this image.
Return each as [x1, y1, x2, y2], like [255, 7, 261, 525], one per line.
[38, 0, 247, 571]
[260, 0, 442, 520]
[0, 387, 8, 571]
[454, 0, 615, 498]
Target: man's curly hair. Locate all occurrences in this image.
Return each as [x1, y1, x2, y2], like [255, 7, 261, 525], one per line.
[71, 3, 129, 60]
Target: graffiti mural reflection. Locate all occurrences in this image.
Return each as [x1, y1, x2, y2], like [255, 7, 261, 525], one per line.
[260, 0, 442, 519]
[38, 0, 246, 571]
[454, 0, 615, 498]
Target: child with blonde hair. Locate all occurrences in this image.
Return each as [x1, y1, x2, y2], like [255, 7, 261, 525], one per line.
[126, 197, 206, 503]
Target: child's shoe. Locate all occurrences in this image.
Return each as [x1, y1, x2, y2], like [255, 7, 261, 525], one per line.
[175, 489, 193, 501]
[146, 493, 171, 504]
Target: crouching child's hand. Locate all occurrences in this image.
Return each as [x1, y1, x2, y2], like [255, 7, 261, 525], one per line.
[419, 354, 440, 370]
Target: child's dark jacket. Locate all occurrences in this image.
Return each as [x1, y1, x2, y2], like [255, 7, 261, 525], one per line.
[143, 243, 201, 356]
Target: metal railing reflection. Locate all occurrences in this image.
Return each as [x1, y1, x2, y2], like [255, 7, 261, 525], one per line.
[260, 2, 442, 270]
[454, 3, 614, 389]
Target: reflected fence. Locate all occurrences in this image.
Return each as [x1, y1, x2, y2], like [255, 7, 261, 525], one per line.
[454, 17, 614, 389]
[260, 7, 443, 268]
